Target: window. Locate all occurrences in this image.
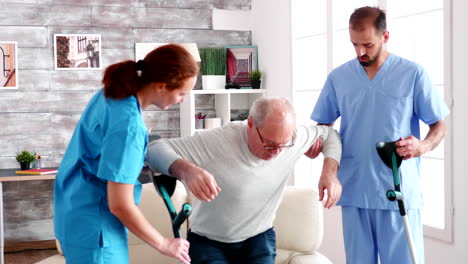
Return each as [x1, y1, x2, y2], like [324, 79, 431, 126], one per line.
[77, 36, 87, 53]
[291, 0, 452, 241]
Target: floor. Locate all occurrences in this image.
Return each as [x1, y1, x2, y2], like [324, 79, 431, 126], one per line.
[4, 248, 59, 264]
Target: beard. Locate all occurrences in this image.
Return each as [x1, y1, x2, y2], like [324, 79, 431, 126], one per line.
[358, 45, 382, 67]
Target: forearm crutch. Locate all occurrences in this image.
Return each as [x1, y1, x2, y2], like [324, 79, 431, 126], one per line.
[376, 141, 417, 264]
[150, 173, 192, 238]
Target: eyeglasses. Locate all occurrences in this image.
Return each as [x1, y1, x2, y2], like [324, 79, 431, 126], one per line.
[255, 127, 295, 150]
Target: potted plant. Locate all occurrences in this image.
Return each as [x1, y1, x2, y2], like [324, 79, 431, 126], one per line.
[200, 48, 226, 90]
[16, 150, 37, 170]
[249, 69, 262, 89]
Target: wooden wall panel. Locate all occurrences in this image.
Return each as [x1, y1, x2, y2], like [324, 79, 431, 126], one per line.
[18, 48, 53, 70]
[143, 0, 251, 10]
[134, 29, 251, 48]
[0, 91, 93, 113]
[143, 110, 180, 131]
[0, 4, 91, 26]
[0, 0, 250, 9]
[0, 113, 51, 136]
[0, 26, 48, 48]
[3, 181, 54, 200]
[92, 6, 211, 29]
[50, 71, 102, 91]
[4, 220, 54, 242]
[19, 70, 51, 91]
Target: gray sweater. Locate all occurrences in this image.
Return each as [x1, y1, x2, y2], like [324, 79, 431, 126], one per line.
[146, 121, 341, 243]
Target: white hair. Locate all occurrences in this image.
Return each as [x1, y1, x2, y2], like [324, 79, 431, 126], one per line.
[248, 97, 296, 128]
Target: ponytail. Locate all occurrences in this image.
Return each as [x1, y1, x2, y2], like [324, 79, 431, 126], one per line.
[102, 60, 140, 99]
[102, 44, 199, 99]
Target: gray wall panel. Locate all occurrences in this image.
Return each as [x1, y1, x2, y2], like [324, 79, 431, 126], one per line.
[134, 29, 251, 47]
[0, 4, 91, 26]
[19, 70, 51, 91]
[0, 26, 48, 48]
[92, 6, 211, 29]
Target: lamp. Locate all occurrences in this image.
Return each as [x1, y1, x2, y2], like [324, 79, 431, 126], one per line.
[0, 46, 10, 78]
[180, 43, 201, 62]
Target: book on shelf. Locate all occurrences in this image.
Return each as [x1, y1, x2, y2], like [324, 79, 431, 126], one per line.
[15, 168, 58, 175]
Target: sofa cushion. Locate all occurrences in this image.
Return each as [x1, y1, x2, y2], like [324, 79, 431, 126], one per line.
[274, 187, 323, 253]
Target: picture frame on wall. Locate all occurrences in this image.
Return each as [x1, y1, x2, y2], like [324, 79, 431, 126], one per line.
[54, 34, 101, 70]
[0, 41, 18, 89]
[225, 45, 258, 88]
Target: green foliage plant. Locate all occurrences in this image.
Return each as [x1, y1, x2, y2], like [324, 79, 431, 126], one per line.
[200, 48, 226, 75]
[249, 69, 262, 81]
[16, 150, 37, 163]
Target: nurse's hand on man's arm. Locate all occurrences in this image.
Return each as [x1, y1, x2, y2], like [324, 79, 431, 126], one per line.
[169, 158, 221, 202]
[304, 136, 323, 159]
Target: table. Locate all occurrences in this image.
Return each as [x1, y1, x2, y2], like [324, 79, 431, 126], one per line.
[0, 168, 56, 264]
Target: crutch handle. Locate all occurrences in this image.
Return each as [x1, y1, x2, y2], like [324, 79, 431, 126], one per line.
[172, 203, 192, 238]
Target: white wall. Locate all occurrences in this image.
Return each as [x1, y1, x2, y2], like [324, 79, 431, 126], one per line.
[251, 0, 293, 100]
[250, 0, 468, 263]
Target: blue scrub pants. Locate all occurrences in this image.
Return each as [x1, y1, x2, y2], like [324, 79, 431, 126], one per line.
[187, 228, 277, 264]
[342, 206, 424, 264]
[61, 241, 129, 264]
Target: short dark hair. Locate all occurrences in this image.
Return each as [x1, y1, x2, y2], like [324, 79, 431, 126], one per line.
[349, 6, 387, 33]
[102, 44, 199, 99]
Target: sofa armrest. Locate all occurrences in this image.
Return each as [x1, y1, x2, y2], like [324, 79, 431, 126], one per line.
[289, 252, 333, 264]
[274, 186, 324, 253]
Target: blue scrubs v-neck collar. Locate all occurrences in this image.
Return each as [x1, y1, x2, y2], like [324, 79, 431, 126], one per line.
[356, 53, 393, 84]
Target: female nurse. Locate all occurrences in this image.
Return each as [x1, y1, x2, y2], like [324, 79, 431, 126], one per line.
[53, 44, 219, 264]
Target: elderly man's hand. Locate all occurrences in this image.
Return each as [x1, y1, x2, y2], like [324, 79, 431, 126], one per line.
[318, 158, 341, 208]
[170, 159, 221, 202]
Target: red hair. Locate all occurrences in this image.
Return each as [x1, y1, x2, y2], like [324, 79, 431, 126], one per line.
[102, 44, 199, 99]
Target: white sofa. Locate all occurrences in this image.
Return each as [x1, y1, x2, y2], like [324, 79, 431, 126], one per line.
[37, 183, 332, 264]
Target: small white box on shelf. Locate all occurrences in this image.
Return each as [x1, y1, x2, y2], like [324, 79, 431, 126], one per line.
[204, 118, 222, 129]
[202, 75, 225, 90]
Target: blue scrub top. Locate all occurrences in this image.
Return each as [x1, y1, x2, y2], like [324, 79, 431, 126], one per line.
[311, 54, 449, 210]
[54, 90, 148, 248]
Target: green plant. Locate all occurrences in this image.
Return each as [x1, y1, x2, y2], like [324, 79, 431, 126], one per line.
[200, 48, 226, 75]
[15, 150, 37, 163]
[249, 69, 262, 81]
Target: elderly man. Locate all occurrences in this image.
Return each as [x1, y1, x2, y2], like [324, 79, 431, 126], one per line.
[146, 97, 342, 264]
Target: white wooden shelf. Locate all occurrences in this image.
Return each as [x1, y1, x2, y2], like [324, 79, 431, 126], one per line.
[180, 89, 266, 137]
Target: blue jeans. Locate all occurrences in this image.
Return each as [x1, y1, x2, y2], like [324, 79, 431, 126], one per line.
[188, 228, 277, 264]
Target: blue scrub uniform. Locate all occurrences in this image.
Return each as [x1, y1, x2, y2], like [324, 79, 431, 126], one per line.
[54, 90, 148, 264]
[312, 54, 449, 264]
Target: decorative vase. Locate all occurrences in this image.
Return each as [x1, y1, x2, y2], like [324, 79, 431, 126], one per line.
[251, 80, 261, 89]
[20, 162, 30, 170]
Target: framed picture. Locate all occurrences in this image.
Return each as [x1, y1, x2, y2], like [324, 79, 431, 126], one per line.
[0, 41, 18, 89]
[54, 34, 101, 70]
[225, 45, 258, 88]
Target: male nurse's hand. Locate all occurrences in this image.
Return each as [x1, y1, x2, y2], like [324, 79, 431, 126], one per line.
[395, 136, 424, 160]
[170, 158, 221, 202]
[305, 136, 323, 159]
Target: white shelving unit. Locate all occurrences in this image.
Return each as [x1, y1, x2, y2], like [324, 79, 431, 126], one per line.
[180, 89, 266, 137]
